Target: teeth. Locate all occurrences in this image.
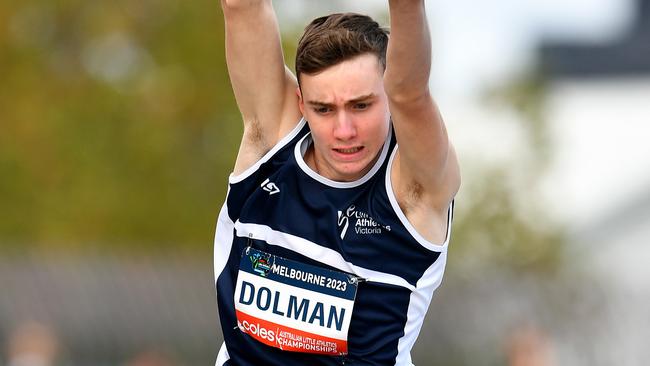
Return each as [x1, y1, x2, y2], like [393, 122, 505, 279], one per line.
[338, 147, 360, 154]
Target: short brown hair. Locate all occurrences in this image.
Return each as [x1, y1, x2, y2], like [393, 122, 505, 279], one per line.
[295, 13, 389, 84]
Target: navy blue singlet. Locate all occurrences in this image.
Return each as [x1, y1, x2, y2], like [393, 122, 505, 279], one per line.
[214, 118, 454, 366]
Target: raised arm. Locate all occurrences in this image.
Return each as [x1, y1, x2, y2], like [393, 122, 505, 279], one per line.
[384, 0, 460, 214]
[221, 0, 301, 174]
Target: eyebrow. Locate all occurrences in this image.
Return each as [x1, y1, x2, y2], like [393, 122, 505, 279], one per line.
[307, 93, 377, 107]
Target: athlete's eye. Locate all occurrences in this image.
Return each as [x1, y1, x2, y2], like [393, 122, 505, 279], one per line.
[314, 106, 332, 114]
[354, 102, 370, 110]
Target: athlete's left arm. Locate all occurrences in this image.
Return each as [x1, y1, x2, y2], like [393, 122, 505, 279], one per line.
[384, 0, 460, 211]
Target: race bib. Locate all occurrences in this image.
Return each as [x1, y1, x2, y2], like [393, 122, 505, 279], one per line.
[234, 247, 359, 355]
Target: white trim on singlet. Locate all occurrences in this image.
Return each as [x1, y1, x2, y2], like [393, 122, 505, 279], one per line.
[384, 144, 454, 365]
[215, 341, 230, 365]
[214, 200, 234, 365]
[214, 189, 235, 285]
[395, 251, 449, 366]
[234, 220, 417, 292]
[385, 145, 453, 252]
[229, 118, 307, 184]
[293, 125, 393, 189]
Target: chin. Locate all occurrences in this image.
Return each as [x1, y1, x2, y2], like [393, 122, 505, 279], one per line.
[336, 163, 371, 181]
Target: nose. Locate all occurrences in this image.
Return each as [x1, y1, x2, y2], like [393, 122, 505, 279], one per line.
[333, 112, 357, 141]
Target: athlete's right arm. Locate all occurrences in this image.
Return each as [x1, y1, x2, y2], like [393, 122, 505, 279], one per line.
[221, 0, 301, 175]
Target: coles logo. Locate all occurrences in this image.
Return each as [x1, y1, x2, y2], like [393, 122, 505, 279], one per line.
[238, 319, 276, 342]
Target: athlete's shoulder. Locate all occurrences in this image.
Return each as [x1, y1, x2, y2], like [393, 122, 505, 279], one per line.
[230, 118, 308, 184]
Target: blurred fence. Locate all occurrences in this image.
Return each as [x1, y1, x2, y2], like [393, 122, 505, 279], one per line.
[2, 250, 649, 365]
[0, 251, 220, 365]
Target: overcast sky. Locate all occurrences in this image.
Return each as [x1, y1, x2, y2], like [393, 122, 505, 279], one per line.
[277, 0, 635, 98]
[426, 0, 634, 98]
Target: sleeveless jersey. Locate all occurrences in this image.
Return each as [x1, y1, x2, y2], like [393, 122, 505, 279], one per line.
[214, 118, 454, 366]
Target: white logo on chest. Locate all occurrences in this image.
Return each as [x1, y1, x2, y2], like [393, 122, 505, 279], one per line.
[261, 178, 280, 195]
[337, 205, 390, 240]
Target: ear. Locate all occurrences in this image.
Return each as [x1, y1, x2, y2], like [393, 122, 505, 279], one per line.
[296, 87, 305, 115]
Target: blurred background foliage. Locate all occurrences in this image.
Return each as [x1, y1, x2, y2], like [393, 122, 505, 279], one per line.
[0, 0, 561, 264]
[1, 0, 241, 251]
[0, 0, 311, 254]
[451, 72, 565, 275]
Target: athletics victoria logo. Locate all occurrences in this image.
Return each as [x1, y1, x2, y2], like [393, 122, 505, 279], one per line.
[337, 205, 390, 240]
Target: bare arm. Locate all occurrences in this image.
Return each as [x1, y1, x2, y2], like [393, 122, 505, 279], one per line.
[221, 0, 301, 174]
[384, 0, 460, 212]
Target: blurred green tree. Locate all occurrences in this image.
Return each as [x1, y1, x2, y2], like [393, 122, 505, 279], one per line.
[0, 0, 241, 252]
[1, 0, 564, 274]
[450, 71, 565, 276]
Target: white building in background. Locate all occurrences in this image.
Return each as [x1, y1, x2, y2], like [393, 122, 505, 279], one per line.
[543, 80, 650, 284]
[537, 1, 650, 363]
[426, 2, 650, 364]
[539, 0, 650, 287]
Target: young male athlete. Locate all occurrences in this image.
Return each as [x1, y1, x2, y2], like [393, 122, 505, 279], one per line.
[214, 1, 460, 365]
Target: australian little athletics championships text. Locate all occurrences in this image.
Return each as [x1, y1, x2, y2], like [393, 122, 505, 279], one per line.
[278, 333, 338, 354]
[238, 319, 340, 353]
[279, 340, 338, 353]
[270, 263, 348, 292]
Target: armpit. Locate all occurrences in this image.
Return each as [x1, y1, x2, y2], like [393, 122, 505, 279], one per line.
[242, 117, 266, 147]
[398, 180, 424, 215]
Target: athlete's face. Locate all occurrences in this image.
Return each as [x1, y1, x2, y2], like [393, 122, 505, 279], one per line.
[298, 53, 391, 182]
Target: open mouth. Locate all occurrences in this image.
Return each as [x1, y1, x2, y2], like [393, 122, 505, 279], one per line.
[334, 147, 363, 154]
